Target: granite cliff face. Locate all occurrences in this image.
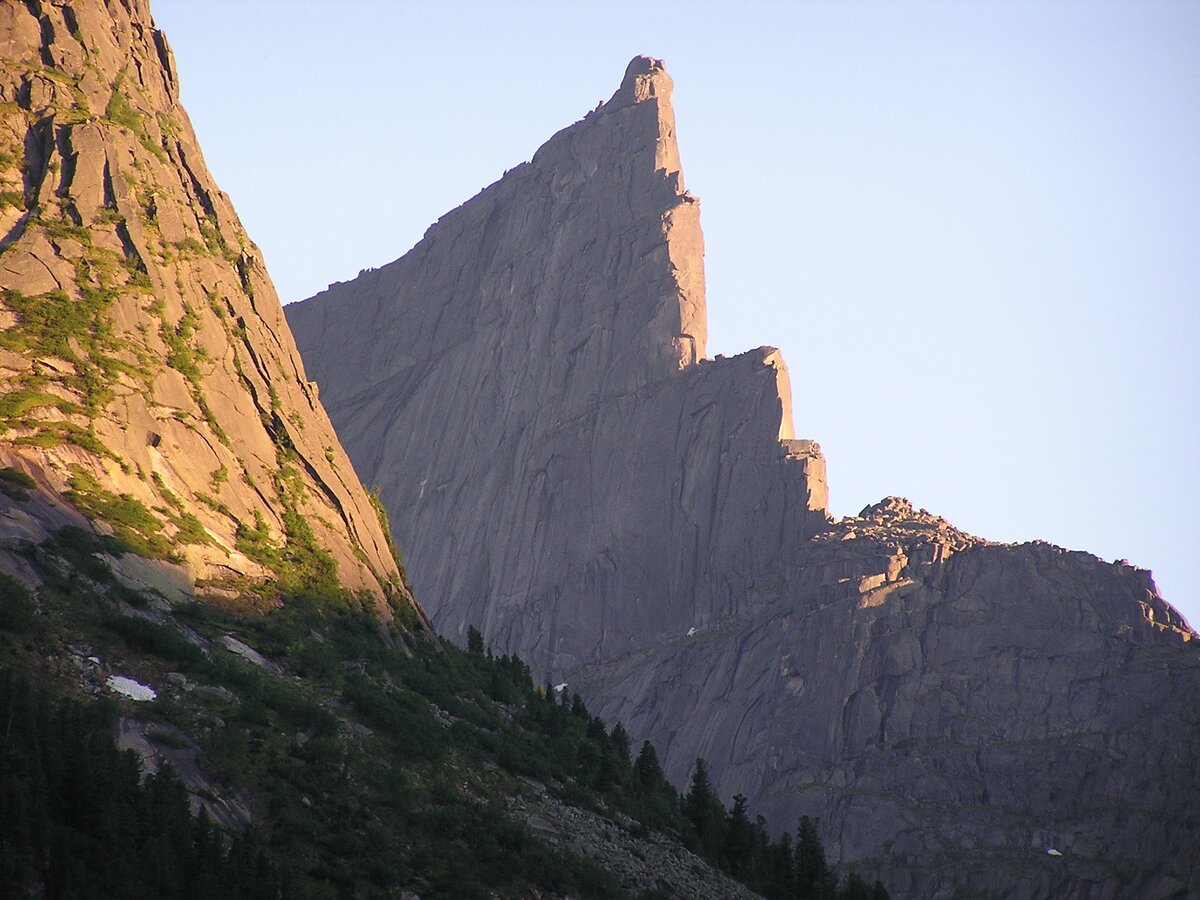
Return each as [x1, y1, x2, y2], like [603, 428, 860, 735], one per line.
[288, 57, 827, 667]
[0, 0, 419, 617]
[288, 57, 1199, 897]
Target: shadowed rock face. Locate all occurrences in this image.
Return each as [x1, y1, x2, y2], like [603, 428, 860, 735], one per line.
[288, 56, 829, 668]
[0, 0, 422, 619]
[288, 57, 1199, 897]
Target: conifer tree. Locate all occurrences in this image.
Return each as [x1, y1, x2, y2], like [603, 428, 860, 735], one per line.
[609, 722, 631, 760]
[633, 740, 665, 793]
[796, 815, 835, 898]
[724, 794, 756, 880]
[467, 625, 484, 655]
[684, 759, 726, 865]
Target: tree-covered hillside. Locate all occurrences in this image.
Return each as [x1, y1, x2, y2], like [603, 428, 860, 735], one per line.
[0, 527, 887, 898]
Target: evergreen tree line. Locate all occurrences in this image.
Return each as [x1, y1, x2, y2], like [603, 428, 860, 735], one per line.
[0, 586, 887, 899]
[464, 626, 889, 899]
[0, 668, 278, 899]
[679, 760, 888, 900]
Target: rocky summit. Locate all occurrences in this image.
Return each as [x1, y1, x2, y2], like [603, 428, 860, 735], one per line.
[289, 56, 1200, 897]
[0, 0, 422, 620]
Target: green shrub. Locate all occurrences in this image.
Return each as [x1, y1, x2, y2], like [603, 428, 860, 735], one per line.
[342, 673, 446, 761]
[0, 573, 36, 633]
[104, 78, 141, 131]
[66, 470, 171, 559]
[104, 74, 166, 161]
[13, 422, 116, 459]
[368, 486, 407, 579]
[160, 303, 202, 383]
[172, 510, 213, 546]
[0, 288, 96, 360]
[103, 612, 205, 668]
[0, 467, 35, 500]
[0, 390, 80, 420]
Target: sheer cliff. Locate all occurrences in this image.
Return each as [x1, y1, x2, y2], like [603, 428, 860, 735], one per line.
[0, 13, 792, 896]
[288, 57, 828, 669]
[0, 0, 420, 618]
[290, 57, 1199, 897]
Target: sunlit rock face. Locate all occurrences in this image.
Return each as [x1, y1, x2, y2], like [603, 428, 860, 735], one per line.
[0, 0, 425, 621]
[289, 56, 1199, 898]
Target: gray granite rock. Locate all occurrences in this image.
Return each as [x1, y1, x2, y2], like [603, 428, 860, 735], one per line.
[288, 57, 1200, 898]
[288, 57, 828, 670]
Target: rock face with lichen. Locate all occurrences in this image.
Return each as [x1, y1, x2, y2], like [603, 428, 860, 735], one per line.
[289, 56, 1200, 897]
[0, 0, 423, 622]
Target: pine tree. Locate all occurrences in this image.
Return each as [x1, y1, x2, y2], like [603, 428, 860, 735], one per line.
[796, 815, 834, 899]
[765, 829, 796, 898]
[839, 872, 884, 900]
[633, 741, 665, 793]
[683, 759, 726, 865]
[724, 794, 756, 880]
[609, 722, 631, 761]
[467, 625, 484, 655]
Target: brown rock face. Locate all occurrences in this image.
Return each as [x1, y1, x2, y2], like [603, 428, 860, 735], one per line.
[0, 0, 421, 619]
[287, 57, 1200, 897]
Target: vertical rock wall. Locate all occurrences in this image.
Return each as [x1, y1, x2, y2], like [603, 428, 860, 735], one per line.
[288, 56, 829, 668]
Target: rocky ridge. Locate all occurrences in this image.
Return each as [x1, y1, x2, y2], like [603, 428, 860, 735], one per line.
[0, 0, 420, 617]
[289, 56, 1200, 897]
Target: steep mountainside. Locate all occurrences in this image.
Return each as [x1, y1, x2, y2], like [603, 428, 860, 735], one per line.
[288, 57, 828, 669]
[0, 0, 416, 615]
[289, 57, 1200, 898]
[0, 8, 853, 899]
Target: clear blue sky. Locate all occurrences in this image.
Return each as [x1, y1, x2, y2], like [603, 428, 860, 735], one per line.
[153, 1, 1199, 627]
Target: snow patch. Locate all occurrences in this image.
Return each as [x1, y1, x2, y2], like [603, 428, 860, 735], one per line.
[107, 675, 157, 702]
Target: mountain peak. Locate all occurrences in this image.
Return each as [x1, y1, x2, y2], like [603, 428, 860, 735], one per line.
[288, 53, 1199, 898]
[292, 54, 711, 420]
[613, 54, 671, 105]
[592, 53, 704, 366]
[288, 52, 824, 671]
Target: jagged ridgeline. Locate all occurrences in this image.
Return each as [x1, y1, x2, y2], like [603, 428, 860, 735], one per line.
[0, 0, 420, 617]
[289, 52, 1200, 900]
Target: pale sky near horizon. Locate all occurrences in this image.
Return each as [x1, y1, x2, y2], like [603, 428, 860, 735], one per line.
[152, 1, 1199, 627]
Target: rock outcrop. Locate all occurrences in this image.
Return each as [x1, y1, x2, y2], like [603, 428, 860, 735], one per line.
[288, 57, 1199, 897]
[0, 0, 422, 620]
